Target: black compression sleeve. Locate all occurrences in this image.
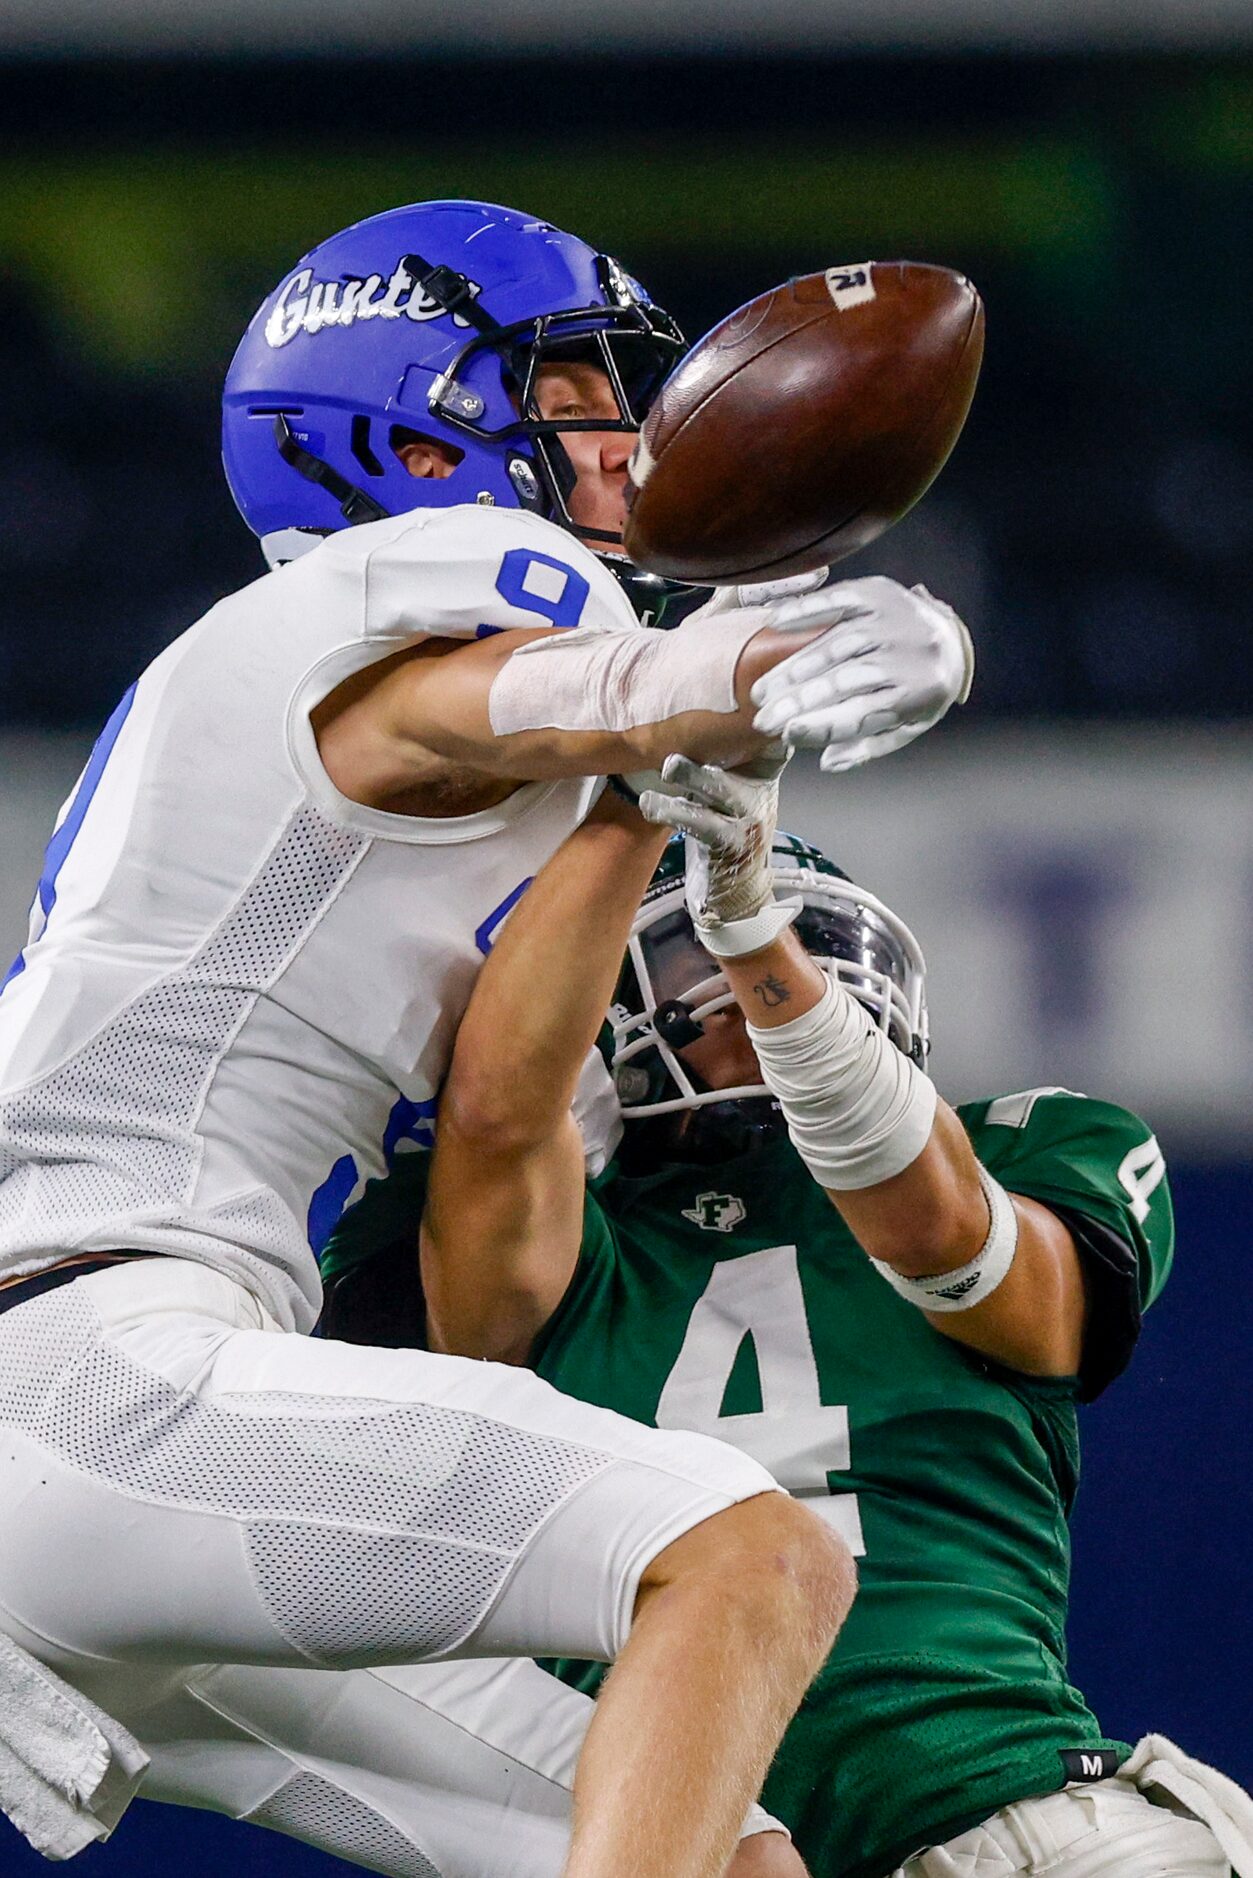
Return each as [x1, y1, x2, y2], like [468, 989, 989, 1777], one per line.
[1048, 1203, 1143, 1402]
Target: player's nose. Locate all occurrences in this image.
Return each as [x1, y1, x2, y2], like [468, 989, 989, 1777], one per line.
[600, 429, 636, 473]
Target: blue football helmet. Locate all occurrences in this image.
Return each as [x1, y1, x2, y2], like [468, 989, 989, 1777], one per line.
[222, 199, 687, 569]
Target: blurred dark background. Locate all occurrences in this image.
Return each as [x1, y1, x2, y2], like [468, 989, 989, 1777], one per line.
[1, 24, 1251, 1878]
[0, 51, 1249, 729]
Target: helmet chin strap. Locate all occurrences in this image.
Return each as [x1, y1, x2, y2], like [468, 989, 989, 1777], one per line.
[628, 1022, 788, 1169]
[620, 1095, 787, 1173]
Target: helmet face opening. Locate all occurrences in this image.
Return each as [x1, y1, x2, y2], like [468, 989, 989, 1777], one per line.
[222, 201, 687, 562]
[427, 294, 684, 548]
[612, 835, 929, 1126]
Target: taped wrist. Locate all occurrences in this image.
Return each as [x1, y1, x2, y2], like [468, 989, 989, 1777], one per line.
[869, 1164, 1019, 1311]
[487, 608, 769, 738]
[696, 894, 803, 959]
[746, 974, 936, 1190]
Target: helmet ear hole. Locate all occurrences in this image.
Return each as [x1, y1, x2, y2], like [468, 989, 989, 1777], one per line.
[351, 416, 385, 478]
[614, 1064, 654, 1105]
[390, 427, 466, 476]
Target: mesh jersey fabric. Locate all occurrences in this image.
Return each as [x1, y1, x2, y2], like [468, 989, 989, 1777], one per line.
[322, 1089, 1173, 1878]
[538, 1091, 1172, 1878]
[245, 1769, 442, 1878]
[0, 505, 628, 1330]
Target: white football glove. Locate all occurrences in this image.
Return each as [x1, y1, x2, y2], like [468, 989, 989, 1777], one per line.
[638, 751, 802, 959]
[749, 575, 975, 772]
[685, 566, 832, 621]
[612, 569, 832, 802]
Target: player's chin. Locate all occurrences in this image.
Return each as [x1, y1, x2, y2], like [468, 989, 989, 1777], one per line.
[567, 489, 629, 546]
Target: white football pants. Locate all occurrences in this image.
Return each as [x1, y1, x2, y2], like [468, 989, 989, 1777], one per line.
[893, 1749, 1247, 1878]
[0, 1257, 778, 1877]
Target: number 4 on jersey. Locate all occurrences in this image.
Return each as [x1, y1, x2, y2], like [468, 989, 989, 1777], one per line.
[1117, 1135, 1166, 1224]
[656, 1245, 866, 1557]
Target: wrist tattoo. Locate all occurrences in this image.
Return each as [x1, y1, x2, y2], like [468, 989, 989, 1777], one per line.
[753, 973, 792, 1009]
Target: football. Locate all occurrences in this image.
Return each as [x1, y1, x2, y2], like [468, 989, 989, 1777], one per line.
[622, 261, 984, 584]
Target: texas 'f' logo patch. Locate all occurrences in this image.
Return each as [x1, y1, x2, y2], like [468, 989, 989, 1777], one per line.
[682, 1192, 746, 1233]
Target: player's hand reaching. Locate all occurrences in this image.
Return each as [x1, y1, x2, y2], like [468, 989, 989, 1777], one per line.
[748, 575, 974, 772]
[638, 750, 801, 958]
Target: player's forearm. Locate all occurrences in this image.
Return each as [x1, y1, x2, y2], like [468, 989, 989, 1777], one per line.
[826, 1101, 989, 1273]
[849, 1139, 1087, 1377]
[440, 791, 668, 1150]
[719, 940, 1007, 1263]
[811, 1095, 1085, 1374]
[426, 797, 665, 1358]
[722, 942, 986, 1268]
[393, 620, 834, 782]
[741, 999, 1086, 1368]
[717, 928, 830, 1030]
[421, 1121, 587, 1363]
[731, 969, 1087, 1371]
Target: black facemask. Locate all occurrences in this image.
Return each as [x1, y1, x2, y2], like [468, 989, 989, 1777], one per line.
[599, 556, 712, 632]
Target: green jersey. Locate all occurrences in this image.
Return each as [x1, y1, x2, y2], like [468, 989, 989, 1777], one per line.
[321, 1088, 1172, 1878]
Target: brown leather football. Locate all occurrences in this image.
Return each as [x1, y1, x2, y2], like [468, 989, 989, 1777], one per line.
[622, 261, 984, 583]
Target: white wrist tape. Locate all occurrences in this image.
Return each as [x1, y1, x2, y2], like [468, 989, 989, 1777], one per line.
[696, 894, 803, 958]
[746, 974, 937, 1190]
[487, 609, 769, 737]
[869, 1164, 1019, 1312]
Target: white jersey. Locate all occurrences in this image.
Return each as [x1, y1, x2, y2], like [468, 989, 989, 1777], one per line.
[0, 505, 638, 1331]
